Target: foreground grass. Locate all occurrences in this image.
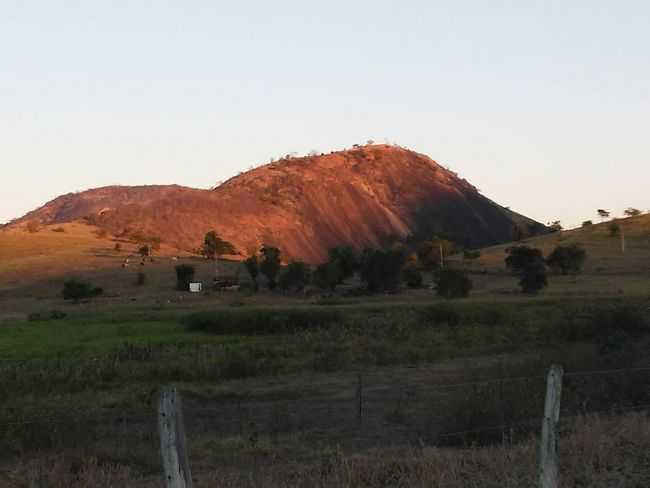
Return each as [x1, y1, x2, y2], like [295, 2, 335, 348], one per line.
[3, 412, 648, 487]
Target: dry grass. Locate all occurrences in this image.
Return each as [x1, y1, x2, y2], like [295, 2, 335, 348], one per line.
[3, 412, 648, 487]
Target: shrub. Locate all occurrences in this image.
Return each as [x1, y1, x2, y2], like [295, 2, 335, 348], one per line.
[136, 272, 146, 286]
[581, 220, 593, 227]
[26, 221, 40, 233]
[51, 227, 65, 233]
[175, 264, 195, 291]
[62, 280, 103, 301]
[138, 245, 150, 258]
[402, 264, 423, 288]
[185, 308, 342, 335]
[463, 249, 481, 260]
[435, 268, 472, 299]
[546, 243, 587, 275]
[279, 261, 311, 292]
[114, 243, 122, 252]
[608, 221, 620, 237]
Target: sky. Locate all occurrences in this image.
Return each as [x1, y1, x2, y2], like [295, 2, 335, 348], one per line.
[1, 1, 649, 228]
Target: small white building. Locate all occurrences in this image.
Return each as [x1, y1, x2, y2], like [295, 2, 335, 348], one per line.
[189, 282, 203, 293]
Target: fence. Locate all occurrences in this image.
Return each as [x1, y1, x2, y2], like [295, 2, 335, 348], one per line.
[1, 362, 649, 487]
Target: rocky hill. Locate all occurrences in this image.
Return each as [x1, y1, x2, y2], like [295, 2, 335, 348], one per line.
[8, 145, 546, 262]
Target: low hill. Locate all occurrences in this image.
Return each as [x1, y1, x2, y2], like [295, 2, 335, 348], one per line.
[6, 145, 546, 263]
[458, 213, 650, 275]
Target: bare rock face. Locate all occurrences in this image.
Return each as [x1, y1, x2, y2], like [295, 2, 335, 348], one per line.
[10, 145, 546, 262]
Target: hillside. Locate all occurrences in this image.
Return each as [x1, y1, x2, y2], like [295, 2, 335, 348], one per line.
[6, 145, 546, 263]
[458, 213, 650, 275]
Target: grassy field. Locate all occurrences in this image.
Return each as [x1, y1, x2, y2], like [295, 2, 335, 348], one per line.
[0, 216, 649, 485]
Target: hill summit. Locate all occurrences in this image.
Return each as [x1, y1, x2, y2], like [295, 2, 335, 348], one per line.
[9, 145, 546, 262]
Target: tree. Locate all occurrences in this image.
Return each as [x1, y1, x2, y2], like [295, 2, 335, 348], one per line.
[504, 245, 548, 294]
[624, 208, 642, 217]
[328, 246, 358, 283]
[202, 231, 236, 259]
[359, 247, 406, 292]
[138, 245, 150, 258]
[548, 220, 563, 232]
[279, 261, 311, 292]
[520, 261, 548, 294]
[244, 255, 260, 289]
[435, 268, 472, 298]
[505, 245, 545, 274]
[175, 264, 195, 291]
[417, 237, 452, 270]
[260, 246, 282, 289]
[608, 221, 620, 237]
[546, 243, 587, 275]
[581, 220, 593, 227]
[312, 262, 342, 291]
[597, 209, 610, 221]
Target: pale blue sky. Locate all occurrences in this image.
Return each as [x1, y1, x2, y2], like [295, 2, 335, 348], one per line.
[2, 1, 648, 227]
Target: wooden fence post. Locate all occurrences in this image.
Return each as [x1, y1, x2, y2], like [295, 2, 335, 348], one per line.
[159, 387, 193, 488]
[539, 364, 563, 488]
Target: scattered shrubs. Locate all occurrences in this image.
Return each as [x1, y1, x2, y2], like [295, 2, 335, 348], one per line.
[260, 246, 282, 289]
[136, 272, 146, 286]
[402, 264, 423, 288]
[62, 280, 103, 301]
[434, 268, 472, 298]
[185, 308, 342, 335]
[175, 264, 195, 291]
[279, 261, 311, 292]
[546, 243, 587, 275]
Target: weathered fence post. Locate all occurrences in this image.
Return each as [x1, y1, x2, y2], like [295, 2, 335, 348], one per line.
[539, 364, 563, 488]
[159, 387, 193, 488]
